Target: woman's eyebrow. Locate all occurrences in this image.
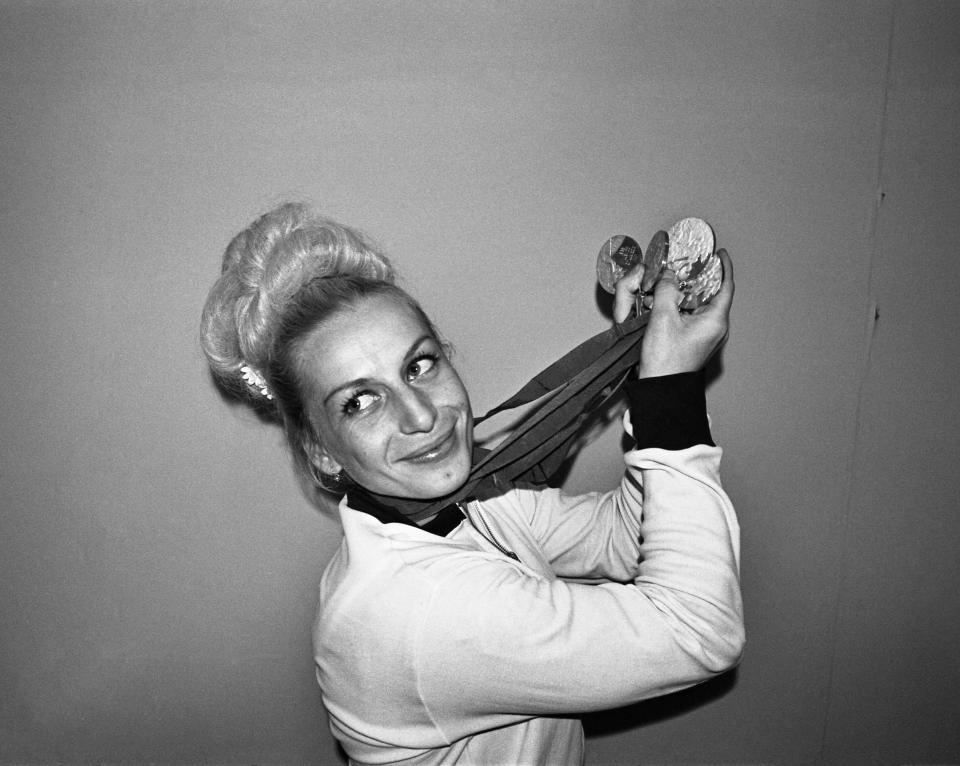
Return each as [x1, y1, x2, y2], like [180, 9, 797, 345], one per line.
[403, 334, 435, 361]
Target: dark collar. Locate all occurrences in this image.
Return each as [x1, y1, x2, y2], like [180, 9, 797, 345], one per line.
[346, 486, 467, 537]
[344, 446, 497, 537]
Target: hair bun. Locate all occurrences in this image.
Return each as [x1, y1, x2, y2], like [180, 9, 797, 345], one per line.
[200, 202, 394, 403]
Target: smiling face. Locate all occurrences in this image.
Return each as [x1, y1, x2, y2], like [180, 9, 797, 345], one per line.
[295, 293, 473, 501]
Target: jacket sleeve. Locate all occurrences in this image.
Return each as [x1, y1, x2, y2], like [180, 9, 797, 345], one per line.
[520, 370, 717, 582]
[512, 470, 645, 583]
[410, 441, 743, 743]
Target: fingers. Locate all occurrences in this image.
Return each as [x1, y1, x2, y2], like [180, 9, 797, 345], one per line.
[684, 248, 735, 318]
[614, 248, 734, 322]
[635, 248, 733, 378]
[612, 260, 644, 323]
[711, 249, 735, 312]
[650, 267, 683, 317]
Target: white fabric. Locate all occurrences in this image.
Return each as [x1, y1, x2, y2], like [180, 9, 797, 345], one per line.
[313, 441, 743, 766]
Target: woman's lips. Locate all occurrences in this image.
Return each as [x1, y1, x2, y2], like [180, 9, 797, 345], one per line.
[403, 428, 457, 463]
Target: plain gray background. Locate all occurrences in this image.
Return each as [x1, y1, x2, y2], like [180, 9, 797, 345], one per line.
[2, 1, 958, 764]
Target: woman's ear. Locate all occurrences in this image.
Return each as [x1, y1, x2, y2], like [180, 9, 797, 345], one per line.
[305, 439, 343, 477]
[318, 450, 343, 476]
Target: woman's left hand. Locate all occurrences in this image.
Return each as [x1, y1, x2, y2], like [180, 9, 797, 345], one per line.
[613, 249, 734, 378]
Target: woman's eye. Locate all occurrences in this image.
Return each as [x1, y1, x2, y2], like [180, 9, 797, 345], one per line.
[342, 391, 378, 415]
[407, 354, 437, 379]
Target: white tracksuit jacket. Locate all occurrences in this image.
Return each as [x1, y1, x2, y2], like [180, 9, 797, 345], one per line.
[313, 424, 743, 765]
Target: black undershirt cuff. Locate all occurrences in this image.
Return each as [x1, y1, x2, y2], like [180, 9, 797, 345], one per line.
[625, 370, 715, 450]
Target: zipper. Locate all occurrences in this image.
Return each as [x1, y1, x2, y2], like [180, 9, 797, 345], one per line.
[458, 501, 520, 562]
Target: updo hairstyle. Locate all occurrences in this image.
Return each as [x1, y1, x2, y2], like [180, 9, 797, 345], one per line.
[200, 202, 438, 493]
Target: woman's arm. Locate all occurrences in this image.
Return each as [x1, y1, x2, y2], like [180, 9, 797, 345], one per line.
[410, 439, 742, 742]
[520, 250, 736, 579]
[523, 369, 716, 581]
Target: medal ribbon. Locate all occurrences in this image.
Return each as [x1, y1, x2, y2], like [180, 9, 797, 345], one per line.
[351, 311, 649, 521]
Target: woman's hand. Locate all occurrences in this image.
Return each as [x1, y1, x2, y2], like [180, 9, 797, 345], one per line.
[613, 249, 734, 378]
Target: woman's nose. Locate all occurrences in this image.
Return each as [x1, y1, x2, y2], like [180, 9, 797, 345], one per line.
[396, 387, 438, 434]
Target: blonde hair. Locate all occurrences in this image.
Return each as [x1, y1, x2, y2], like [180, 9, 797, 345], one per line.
[201, 202, 393, 400]
[200, 202, 435, 493]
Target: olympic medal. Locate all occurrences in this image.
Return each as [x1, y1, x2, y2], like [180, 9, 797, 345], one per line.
[666, 217, 721, 310]
[596, 235, 642, 294]
[641, 230, 669, 295]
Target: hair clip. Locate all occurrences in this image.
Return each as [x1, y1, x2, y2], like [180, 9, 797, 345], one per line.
[240, 364, 274, 400]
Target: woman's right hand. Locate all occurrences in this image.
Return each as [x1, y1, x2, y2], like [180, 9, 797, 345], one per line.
[614, 249, 734, 379]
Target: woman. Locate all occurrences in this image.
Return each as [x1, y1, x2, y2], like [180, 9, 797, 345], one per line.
[201, 202, 743, 765]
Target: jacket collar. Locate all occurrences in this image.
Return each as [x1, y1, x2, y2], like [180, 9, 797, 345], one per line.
[345, 486, 467, 537]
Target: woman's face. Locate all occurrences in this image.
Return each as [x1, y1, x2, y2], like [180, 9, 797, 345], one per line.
[298, 293, 473, 500]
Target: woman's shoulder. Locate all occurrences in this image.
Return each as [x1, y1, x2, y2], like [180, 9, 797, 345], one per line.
[320, 507, 493, 605]
[314, 510, 523, 662]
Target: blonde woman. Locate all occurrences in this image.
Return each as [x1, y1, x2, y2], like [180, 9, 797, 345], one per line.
[201, 202, 742, 766]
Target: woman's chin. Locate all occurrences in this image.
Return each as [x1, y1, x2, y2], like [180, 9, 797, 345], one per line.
[415, 460, 472, 499]
[403, 448, 472, 500]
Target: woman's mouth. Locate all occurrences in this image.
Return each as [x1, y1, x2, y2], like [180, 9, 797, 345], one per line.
[403, 428, 458, 464]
